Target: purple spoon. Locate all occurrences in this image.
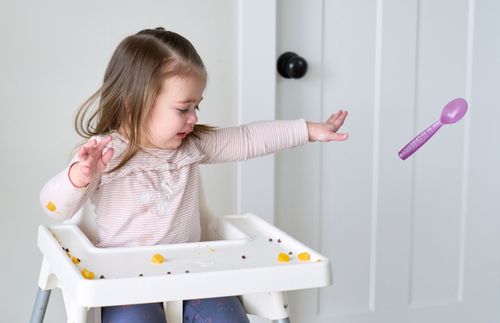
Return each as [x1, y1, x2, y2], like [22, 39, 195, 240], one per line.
[398, 98, 468, 160]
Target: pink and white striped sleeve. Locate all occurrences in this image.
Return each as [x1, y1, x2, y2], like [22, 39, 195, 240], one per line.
[196, 119, 309, 164]
[39, 164, 94, 221]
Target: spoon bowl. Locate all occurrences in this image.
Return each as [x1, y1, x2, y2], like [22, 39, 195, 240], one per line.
[440, 98, 468, 124]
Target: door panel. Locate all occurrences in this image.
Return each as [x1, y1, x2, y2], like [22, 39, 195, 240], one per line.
[275, 0, 500, 322]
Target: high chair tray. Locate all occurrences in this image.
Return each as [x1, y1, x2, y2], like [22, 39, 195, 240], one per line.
[38, 213, 332, 307]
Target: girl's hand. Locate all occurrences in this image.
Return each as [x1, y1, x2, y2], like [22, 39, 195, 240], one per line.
[307, 110, 349, 142]
[69, 135, 114, 188]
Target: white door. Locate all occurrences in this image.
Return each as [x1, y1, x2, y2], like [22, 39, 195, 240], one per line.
[269, 0, 500, 322]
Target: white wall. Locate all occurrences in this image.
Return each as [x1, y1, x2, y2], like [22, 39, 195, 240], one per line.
[0, 1, 239, 321]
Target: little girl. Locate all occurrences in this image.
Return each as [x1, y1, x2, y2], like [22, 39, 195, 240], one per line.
[40, 27, 348, 323]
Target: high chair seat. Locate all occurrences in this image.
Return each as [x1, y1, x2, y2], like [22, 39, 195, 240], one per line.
[31, 207, 332, 323]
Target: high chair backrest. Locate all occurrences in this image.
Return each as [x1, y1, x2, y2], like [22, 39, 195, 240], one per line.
[63, 204, 98, 242]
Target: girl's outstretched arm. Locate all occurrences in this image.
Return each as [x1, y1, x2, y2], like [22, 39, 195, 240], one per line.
[307, 110, 349, 142]
[196, 110, 348, 164]
[196, 119, 309, 163]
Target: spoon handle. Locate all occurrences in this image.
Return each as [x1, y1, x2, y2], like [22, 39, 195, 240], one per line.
[398, 121, 442, 160]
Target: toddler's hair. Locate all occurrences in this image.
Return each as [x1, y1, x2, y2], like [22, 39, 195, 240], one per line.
[75, 27, 212, 172]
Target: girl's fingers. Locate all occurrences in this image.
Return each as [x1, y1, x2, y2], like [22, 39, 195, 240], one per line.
[79, 139, 96, 160]
[84, 139, 98, 150]
[327, 110, 348, 132]
[310, 111, 349, 142]
[318, 132, 349, 142]
[327, 132, 349, 141]
[101, 148, 114, 167]
[97, 135, 112, 152]
[326, 110, 342, 123]
[334, 111, 347, 123]
[74, 136, 114, 182]
[77, 146, 87, 160]
[80, 136, 112, 160]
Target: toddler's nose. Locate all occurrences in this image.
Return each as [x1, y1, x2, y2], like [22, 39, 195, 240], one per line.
[187, 111, 198, 124]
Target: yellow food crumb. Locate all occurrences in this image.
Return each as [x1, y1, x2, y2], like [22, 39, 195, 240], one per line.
[297, 252, 311, 261]
[81, 268, 95, 279]
[46, 201, 56, 212]
[151, 253, 165, 264]
[71, 256, 81, 264]
[278, 252, 290, 262]
[208, 248, 216, 253]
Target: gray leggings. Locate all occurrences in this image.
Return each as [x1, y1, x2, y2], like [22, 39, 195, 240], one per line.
[101, 296, 250, 323]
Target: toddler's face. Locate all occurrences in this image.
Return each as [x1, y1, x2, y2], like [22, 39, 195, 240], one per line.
[145, 73, 206, 149]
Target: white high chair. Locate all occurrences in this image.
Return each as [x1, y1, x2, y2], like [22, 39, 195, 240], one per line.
[30, 193, 332, 323]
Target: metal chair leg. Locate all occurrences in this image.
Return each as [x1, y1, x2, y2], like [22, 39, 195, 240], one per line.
[272, 319, 291, 323]
[30, 288, 51, 323]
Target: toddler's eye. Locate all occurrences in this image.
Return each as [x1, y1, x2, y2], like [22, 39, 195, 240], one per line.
[177, 106, 199, 114]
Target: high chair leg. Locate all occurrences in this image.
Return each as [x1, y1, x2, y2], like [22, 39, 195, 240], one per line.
[30, 288, 51, 323]
[241, 292, 290, 320]
[272, 319, 291, 323]
[62, 290, 87, 323]
[164, 300, 183, 323]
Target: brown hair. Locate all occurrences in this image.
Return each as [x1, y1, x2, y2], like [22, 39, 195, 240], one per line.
[75, 27, 213, 172]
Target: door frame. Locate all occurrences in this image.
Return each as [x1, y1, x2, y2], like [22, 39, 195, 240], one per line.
[237, 0, 277, 222]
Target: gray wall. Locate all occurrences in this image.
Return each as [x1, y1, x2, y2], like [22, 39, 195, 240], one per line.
[0, 1, 239, 321]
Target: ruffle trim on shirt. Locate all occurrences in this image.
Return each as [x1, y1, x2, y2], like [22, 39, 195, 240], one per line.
[99, 133, 205, 185]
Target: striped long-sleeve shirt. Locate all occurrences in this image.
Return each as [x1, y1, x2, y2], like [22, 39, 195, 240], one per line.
[40, 120, 309, 248]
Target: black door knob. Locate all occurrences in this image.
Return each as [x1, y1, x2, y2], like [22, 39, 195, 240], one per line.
[277, 52, 308, 79]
